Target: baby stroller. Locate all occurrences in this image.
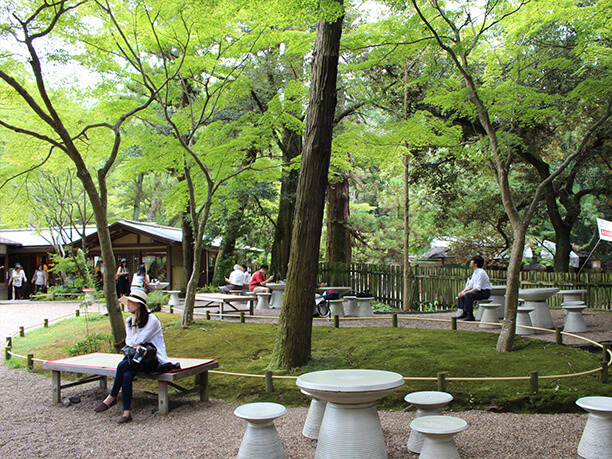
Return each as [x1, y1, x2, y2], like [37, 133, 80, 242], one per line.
[315, 290, 339, 318]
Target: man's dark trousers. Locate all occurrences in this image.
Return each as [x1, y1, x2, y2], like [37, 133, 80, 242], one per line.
[458, 289, 491, 318]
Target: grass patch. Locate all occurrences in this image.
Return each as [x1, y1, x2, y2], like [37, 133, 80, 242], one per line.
[7, 313, 608, 413]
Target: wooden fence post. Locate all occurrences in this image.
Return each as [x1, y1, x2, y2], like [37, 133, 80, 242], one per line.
[555, 328, 563, 345]
[392, 314, 398, 328]
[530, 371, 539, 395]
[19, 326, 24, 337]
[44, 319, 48, 328]
[206, 311, 210, 320]
[333, 315, 340, 328]
[437, 372, 447, 392]
[27, 354, 34, 370]
[169, 305, 173, 314]
[240, 312, 245, 323]
[4, 347, 11, 360]
[601, 361, 609, 384]
[6, 337, 12, 347]
[265, 370, 274, 393]
[601, 341, 612, 363]
[75, 309, 80, 317]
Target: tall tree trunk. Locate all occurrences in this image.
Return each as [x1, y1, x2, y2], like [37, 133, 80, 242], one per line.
[403, 153, 412, 310]
[271, 3, 344, 369]
[133, 173, 144, 220]
[326, 173, 351, 263]
[181, 211, 194, 291]
[271, 128, 302, 279]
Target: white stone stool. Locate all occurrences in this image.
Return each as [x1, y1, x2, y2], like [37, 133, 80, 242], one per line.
[356, 297, 375, 317]
[576, 396, 612, 459]
[516, 307, 535, 335]
[234, 402, 287, 459]
[405, 391, 453, 453]
[343, 296, 358, 316]
[328, 299, 345, 317]
[166, 290, 181, 307]
[475, 299, 493, 320]
[479, 303, 501, 329]
[410, 415, 467, 459]
[256, 292, 271, 310]
[301, 389, 327, 439]
[562, 302, 588, 333]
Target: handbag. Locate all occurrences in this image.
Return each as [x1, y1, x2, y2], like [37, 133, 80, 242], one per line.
[121, 343, 157, 364]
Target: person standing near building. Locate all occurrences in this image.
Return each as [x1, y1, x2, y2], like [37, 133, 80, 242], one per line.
[116, 259, 130, 297]
[31, 264, 48, 294]
[131, 264, 149, 292]
[9, 263, 27, 300]
[457, 255, 492, 321]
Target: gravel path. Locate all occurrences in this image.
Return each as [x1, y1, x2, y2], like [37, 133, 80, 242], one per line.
[2, 299, 608, 458]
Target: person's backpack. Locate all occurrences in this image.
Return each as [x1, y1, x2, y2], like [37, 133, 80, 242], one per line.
[357, 289, 372, 298]
[322, 290, 340, 301]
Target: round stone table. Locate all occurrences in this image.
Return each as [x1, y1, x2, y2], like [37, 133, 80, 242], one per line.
[267, 283, 286, 309]
[296, 369, 404, 459]
[518, 288, 559, 330]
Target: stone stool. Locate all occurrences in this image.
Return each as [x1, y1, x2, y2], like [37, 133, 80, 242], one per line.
[356, 297, 375, 317]
[343, 296, 358, 316]
[300, 389, 327, 439]
[479, 303, 501, 329]
[410, 415, 468, 459]
[405, 391, 454, 453]
[474, 299, 493, 320]
[576, 396, 612, 459]
[166, 290, 181, 307]
[328, 299, 345, 318]
[516, 307, 535, 335]
[256, 292, 271, 310]
[562, 301, 588, 333]
[234, 402, 287, 459]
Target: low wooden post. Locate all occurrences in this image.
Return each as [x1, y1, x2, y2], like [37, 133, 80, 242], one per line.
[555, 327, 563, 345]
[206, 311, 210, 320]
[44, 319, 49, 328]
[602, 341, 612, 363]
[601, 361, 609, 384]
[240, 312, 245, 323]
[333, 315, 340, 328]
[6, 337, 12, 347]
[530, 371, 539, 395]
[437, 371, 447, 392]
[265, 370, 274, 393]
[451, 317, 457, 330]
[169, 305, 173, 314]
[27, 354, 34, 370]
[4, 347, 11, 360]
[75, 309, 80, 317]
[392, 314, 398, 328]
[249, 300, 254, 316]
[19, 326, 24, 337]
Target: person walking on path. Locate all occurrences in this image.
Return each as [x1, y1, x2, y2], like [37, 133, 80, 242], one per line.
[9, 263, 27, 300]
[457, 255, 492, 321]
[31, 264, 48, 294]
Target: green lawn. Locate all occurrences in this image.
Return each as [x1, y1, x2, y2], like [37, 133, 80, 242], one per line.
[6, 312, 609, 413]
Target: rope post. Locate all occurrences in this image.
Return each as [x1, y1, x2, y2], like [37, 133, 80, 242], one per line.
[437, 372, 447, 392]
[27, 354, 34, 370]
[75, 309, 80, 318]
[601, 341, 612, 363]
[206, 311, 210, 321]
[240, 312, 245, 323]
[169, 305, 173, 314]
[265, 370, 274, 393]
[601, 361, 609, 384]
[4, 347, 11, 360]
[44, 319, 48, 328]
[392, 314, 398, 328]
[555, 327, 563, 345]
[19, 326, 24, 337]
[530, 371, 539, 395]
[6, 337, 12, 347]
[451, 317, 457, 330]
[333, 315, 340, 328]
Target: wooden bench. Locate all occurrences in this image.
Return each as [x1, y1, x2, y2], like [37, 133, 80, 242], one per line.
[42, 352, 218, 415]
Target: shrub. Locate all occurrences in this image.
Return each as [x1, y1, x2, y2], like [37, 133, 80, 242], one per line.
[147, 290, 169, 312]
[66, 333, 114, 356]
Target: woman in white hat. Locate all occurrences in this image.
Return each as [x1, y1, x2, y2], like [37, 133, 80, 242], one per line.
[94, 290, 171, 424]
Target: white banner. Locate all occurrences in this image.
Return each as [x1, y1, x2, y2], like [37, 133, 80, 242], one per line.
[597, 218, 612, 242]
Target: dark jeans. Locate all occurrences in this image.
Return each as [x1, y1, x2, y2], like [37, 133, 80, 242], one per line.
[458, 289, 491, 318]
[110, 358, 142, 411]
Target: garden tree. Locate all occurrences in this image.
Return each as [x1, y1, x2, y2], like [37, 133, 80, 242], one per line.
[271, 0, 344, 368]
[0, 0, 179, 349]
[404, 0, 612, 351]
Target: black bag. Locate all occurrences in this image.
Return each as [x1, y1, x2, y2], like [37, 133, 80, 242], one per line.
[322, 290, 340, 300]
[357, 289, 372, 298]
[121, 343, 157, 365]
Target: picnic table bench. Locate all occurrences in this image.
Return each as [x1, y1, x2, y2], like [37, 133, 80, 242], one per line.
[194, 292, 256, 315]
[42, 353, 218, 415]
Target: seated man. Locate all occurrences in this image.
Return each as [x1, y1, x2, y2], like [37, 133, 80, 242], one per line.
[457, 255, 492, 321]
[249, 264, 274, 294]
[221, 264, 245, 294]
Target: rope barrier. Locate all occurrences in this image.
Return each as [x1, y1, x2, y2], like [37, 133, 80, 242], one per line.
[5, 302, 611, 392]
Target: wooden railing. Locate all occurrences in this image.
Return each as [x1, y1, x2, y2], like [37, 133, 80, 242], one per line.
[318, 263, 612, 310]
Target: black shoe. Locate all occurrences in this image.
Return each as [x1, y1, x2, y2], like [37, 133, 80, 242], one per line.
[457, 314, 468, 320]
[464, 316, 475, 322]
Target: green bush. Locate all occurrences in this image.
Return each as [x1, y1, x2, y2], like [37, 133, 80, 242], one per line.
[66, 333, 114, 356]
[147, 290, 169, 312]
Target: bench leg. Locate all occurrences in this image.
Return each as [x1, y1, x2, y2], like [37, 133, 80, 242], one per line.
[99, 375, 107, 391]
[195, 372, 209, 402]
[51, 370, 61, 404]
[158, 381, 169, 416]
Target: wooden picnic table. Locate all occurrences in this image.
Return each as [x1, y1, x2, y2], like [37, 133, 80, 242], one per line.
[42, 353, 218, 415]
[194, 292, 256, 315]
